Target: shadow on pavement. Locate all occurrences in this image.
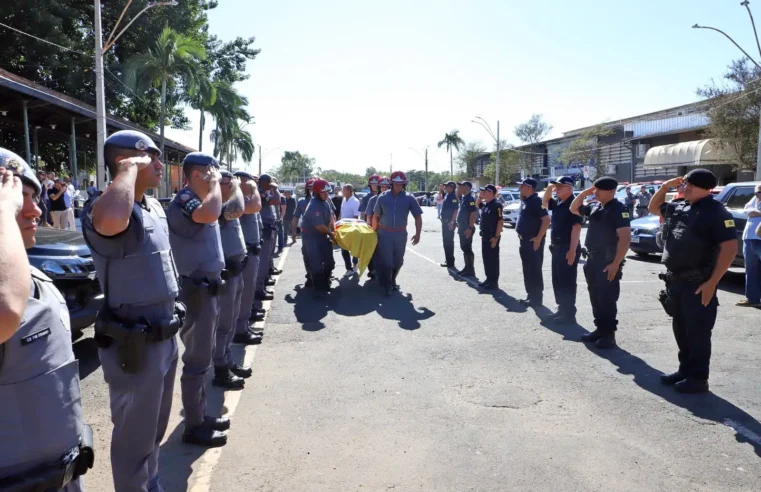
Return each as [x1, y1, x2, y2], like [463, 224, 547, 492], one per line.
[158, 376, 228, 491]
[73, 337, 102, 380]
[447, 270, 527, 313]
[375, 291, 435, 330]
[542, 317, 761, 458]
[284, 284, 330, 331]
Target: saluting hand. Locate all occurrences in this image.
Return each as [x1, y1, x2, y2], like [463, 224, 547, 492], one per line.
[603, 260, 620, 281]
[663, 176, 684, 190]
[695, 280, 717, 307]
[581, 186, 596, 197]
[118, 155, 152, 171]
[0, 168, 23, 215]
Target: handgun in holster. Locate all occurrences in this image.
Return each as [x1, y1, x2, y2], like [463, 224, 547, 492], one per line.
[94, 307, 148, 374]
[657, 273, 676, 317]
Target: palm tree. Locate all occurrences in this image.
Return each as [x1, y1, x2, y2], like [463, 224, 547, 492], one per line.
[124, 27, 207, 191]
[188, 77, 217, 152]
[437, 130, 465, 179]
[211, 120, 255, 170]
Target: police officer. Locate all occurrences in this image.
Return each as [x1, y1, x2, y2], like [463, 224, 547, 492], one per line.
[570, 176, 631, 349]
[213, 171, 262, 390]
[623, 186, 635, 217]
[293, 178, 315, 286]
[301, 179, 336, 297]
[456, 181, 478, 277]
[439, 180, 459, 268]
[477, 184, 503, 290]
[167, 152, 231, 448]
[256, 174, 280, 301]
[364, 176, 390, 280]
[268, 177, 283, 275]
[372, 171, 423, 296]
[82, 131, 183, 489]
[649, 169, 737, 393]
[234, 171, 266, 331]
[359, 174, 380, 222]
[636, 185, 652, 218]
[542, 176, 583, 323]
[0, 150, 93, 491]
[515, 178, 550, 304]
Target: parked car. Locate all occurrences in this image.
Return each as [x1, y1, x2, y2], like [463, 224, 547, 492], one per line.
[713, 181, 760, 268]
[502, 190, 584, 227]
[27, 227, 103, 338]
[498, 190, 520, 205]
[629, 215, 662, 256]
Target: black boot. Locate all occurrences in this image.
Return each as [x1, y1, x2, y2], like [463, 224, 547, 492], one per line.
[182, 424, 227, 447]
[304, 274, 314, 287]
[230, 363, 253, 378]
[266, 278, 276, 286]
[660, 371, 686, 386]
[212, 366, 245, 390]
[203, 415, 231, 431]
[269, 267, 282, 275]
[674, 378, 709, 393]
[233, 331, 263, 345]
[580, 330, 604, 343]
[391, 268, 401, 291]
[595, 333, 617, 349]
[249, 311, 265, 322]
[255, 290, 274, 301]
[459, 253, 476, 276]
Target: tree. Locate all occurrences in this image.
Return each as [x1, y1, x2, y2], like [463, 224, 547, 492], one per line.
[514, 114, 553, 175]
[124, 27, 207, 169]
[697, 58, 761, 170]
[557, 124, 614, 181]
[274, 151, 317, 184]
[455, 142, 487, 177]
[365, 166, 378, 178]
[437, 130, 465, 178]
[485, 147, 521, 185]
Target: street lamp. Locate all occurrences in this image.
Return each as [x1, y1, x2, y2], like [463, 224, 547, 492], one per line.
[472, 117, 501, 185]
[94, 0, 177, 191]
[408, 146, 429, 190]
[694, 1, 761, 179]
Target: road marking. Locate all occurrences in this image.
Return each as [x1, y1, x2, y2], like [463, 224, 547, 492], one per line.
[724, 419, 761, 447]
[189, 245, 291, 492]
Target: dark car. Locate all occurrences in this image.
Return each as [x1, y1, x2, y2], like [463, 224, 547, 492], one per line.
[629, 215, 662, 256]
[27, 228, 103, 337]
[713, 182, 759, 268]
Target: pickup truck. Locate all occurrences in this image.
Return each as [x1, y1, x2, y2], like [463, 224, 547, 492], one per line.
[27, 227, 104, 338]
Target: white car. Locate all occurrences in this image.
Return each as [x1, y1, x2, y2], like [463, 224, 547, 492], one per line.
[502, 191, 583, 227]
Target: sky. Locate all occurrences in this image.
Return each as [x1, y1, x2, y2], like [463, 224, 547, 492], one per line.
[165, 0, 758, 176]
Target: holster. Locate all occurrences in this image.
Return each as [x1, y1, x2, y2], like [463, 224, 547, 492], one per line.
[658, 288, 676, 317]
[222, 256, 248, 280]
[180, 276, 227, 297]
[94, 306, 182, 373]
[247, 243, 262, 256]
[0, 425, 95, 491]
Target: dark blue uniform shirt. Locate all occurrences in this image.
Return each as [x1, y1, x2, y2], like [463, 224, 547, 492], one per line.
[549, 196, 583, 247]
[479, 199, 503, 239]
[578, 199, 630, 255]
[660, 196, 736, 273]
[457, 193, 478, 229]
[515, 193, 548, 239]
[440, 192, 459, 222]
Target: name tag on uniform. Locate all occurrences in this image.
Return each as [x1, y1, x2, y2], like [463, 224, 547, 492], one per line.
[21, 328, 51, 345]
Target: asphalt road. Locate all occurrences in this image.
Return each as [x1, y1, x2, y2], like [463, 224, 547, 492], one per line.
[74, 210, 761, 491]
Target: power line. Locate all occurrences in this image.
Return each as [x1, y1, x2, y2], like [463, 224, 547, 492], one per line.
[105, 67, 150, 104]
[0, 22, 88, 56]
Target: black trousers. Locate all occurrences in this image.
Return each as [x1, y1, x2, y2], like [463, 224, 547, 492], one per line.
[583, 256, 622, 334]
[519, 238, 545, 301]
[667, 278, 718, 380]
[459, 227, 473, 255]
[341, 248, 358, 269]
[551, 245, 580, 317]
[481, 235, 500, 283]
[441, 221, 456, 266]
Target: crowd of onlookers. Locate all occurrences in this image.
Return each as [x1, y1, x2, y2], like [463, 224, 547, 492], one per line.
[35, 170, 78, 230]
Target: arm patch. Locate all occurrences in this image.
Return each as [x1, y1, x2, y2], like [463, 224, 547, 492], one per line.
[725, 219, 735, 228]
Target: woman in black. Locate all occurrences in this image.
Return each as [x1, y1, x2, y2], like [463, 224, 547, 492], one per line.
[48, 178, 68, 229]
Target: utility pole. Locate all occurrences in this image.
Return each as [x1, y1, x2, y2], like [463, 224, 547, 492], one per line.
[495, 120, 501, 186]
[424, 148, 429, 191]
[390, 153, 393, 174]
[473, 117, 501, 185]
[93, 0, 107, 191]
[258, 144, 262, 175]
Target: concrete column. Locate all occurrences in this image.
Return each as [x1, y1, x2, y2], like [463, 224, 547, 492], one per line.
[32, 126, 39, 169]
[70, 117, 78, 181]
[22, 100, 31, 164]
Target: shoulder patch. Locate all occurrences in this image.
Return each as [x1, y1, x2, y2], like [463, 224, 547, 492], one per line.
[622, 212, 630, 218]
[179, 192, 192, 203]
[469, 201, 475, 206]
[725, 219, 735, 228]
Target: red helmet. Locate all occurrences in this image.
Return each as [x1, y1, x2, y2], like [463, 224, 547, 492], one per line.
[368, 174, 380, 186]
[305, 178, 316, 190]
[378, 176, 391, 186]
[390, 171, 407, 185]
[312, 178, 332, 195]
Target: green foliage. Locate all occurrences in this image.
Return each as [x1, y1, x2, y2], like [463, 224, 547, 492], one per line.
[697, 58, 761, 170]
[514, 114, 552, 174]
[317, 169, 366, 189]
[455, 142, 487, 176]
[557, 124, 614, 176]
[485, 148, 521, 185]
[271, 151, 317, 184]
[365, 166, 378, 177]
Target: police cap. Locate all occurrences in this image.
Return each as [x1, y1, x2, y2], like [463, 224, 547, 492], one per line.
[0, 148, 41, 195]
[684, 168, 717, 190]
[183, 152, 219, 168]
[458, 180, 473, 189]
[550, 176, 574, 186]
[234, 170, 256, 180]
[258, 173, 272, 183]
[105, 130, 161, 157]
[445, 180, 456, 188]
[593, 176, 618, 191]
[517, 177, 538, 188]
[219, 170, 233, 179]
[480, 184, 498, 194]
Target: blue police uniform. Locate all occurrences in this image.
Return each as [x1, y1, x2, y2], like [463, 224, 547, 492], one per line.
[256, 182, 278, 295]
[295, 195, 313, 283]
[440, 187, 460, 267]
[515, 191, 548, 302]
[365, 192, 381, 277]
[577, 197, 630, 342]
[168, 153, 233, 444]
[373, 189, 423, 293]
[359, 191, 374, 217]
[479, 197, 503, 287]
[301, 197, 335, 292]
[234, 171, 263, 332]
[660, 185, 736, 389]
[456, 188, 478, 276]
[548, 194, 583, 319]
[81, 132, 182, 490]
[0, 150, 92, 491]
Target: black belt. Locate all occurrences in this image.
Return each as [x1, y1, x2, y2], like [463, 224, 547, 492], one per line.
[263, 224, 277, 232]
[180, 276, 227, 296]
[95, 310, 183, 344]
[0, 425, 95, 491]
[222, 255, 249, 278]
[659, 269, 707, 283]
